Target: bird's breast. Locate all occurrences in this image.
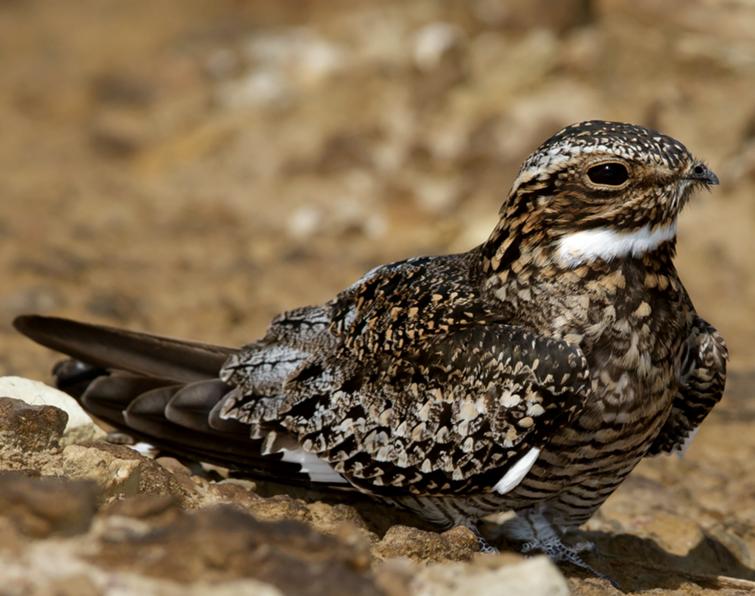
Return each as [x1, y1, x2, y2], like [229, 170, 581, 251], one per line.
[485, 259, 687, 436]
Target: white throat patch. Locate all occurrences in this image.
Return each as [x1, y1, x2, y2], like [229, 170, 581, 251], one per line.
[556, 222, 677, 268]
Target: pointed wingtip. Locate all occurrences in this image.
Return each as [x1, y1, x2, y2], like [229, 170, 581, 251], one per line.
[13, 313, 49, 337]
[13, 314, 76, 345]
[12, 313, 233, 382]
[12, 313, 33, 333]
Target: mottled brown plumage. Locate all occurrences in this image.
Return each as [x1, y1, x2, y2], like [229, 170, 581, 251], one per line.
[14, 121, 727, 580]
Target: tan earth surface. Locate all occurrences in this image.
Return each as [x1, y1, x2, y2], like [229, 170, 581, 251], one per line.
[0, 1, 754, 594]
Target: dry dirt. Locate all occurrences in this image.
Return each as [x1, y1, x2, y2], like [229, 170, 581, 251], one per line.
[0, 1, 754, 594]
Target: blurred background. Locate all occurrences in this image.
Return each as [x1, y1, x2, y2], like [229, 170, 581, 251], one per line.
[1, 0, 753, 375]
[1, 2, 754, 588]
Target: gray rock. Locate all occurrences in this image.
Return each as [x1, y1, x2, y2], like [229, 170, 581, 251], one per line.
[0, 397, 67, 452]
[0, 376, 103, 443]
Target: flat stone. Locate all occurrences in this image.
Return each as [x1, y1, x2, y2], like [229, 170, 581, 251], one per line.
[0, 397, 67, 452]
[0, 539, 285, 596]
[59, 442, 192, 503]
[414, 555, 570, 596]
[372, 524, 478, 562]
[0, 377, 97, 437]
[240, 493, 313, 524]
[307, 501, 376, 541]
[101, 494, 182, 527]
[0, 471, 98, 538]
[90, 504, 381, 596]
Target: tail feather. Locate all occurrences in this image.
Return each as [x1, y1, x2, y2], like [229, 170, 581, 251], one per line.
[13, 315, 234, 382]
[165, 380, 248, 436]
[82, 374, 312, 478]
[13, 314, 351, 489]
[79, 374, 175, 428]
[123, 385, 308, 475]
[53, 359, 109, 398]
[125, 385, 183, 422]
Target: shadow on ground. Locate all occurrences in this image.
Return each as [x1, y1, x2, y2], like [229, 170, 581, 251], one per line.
[570, 530, 755, 592]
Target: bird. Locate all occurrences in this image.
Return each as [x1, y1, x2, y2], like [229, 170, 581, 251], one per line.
[13, 120, 727, 581]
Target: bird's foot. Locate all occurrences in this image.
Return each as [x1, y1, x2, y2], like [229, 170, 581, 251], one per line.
[571, 540, 596, 554]
[462, 521, 499, 554]
[477, 536, 499, 554]
[521, 537, 618, 588]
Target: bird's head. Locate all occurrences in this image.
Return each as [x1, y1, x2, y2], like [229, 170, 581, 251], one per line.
[484, 120, 718, 270]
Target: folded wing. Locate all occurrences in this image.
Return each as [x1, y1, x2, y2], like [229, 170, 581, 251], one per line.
[647, 315, 727, 455]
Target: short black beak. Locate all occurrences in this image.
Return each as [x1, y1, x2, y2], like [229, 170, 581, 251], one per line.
[686, 163, 719, 186]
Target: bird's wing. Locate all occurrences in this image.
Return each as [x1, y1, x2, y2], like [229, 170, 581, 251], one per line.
[219, 258, 593, 496]
[647, 315, 728, 455]
[14, 256, 593, 498]
[12, 314, 350, 487]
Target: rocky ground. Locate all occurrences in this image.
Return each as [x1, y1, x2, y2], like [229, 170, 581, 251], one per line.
[0, 1, 754, 594]
[0, 378, 752, 595]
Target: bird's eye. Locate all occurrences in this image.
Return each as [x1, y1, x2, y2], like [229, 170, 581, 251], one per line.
[587, 162, 629, 186]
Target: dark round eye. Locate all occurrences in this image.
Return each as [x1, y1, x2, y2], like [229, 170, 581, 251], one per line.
[587, 162, 629, 186]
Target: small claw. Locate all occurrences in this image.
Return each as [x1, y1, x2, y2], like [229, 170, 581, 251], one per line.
[461, 521, 499, 554]
[519, 538, 618, 587]
[571, 540, 596, 554]
[520, 541, 536, 554]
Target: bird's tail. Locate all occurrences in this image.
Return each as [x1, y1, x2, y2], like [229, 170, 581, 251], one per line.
[12, 315, 335, 485]
[13, 315, 233, 383]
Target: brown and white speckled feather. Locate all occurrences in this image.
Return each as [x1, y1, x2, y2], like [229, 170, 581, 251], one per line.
[15, 121, 728, 571]
[222, 254, 592, 497]
[648, 315, 727, 455]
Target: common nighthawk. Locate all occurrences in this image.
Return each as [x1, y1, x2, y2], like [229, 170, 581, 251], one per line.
[14, 121, 727, 580]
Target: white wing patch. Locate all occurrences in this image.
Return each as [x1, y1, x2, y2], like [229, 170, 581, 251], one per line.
[278, 448, 349, 484]
[493, 447, 541, 495]
[675, 427, 700, 459]
[557, 222, 677, 268]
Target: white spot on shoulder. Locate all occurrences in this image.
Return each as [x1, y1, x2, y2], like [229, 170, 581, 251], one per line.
[556, 221, 677, 268]
[493, 447, 541, 495]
